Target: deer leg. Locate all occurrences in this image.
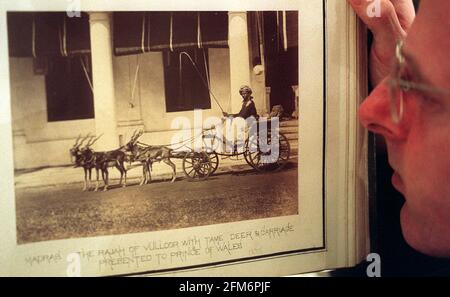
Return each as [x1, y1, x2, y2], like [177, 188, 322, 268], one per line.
[120, 167, 126, 188]
[163, 158, 176, 183]
[94, 168, 100, 192]
[83, 168, 88, 191]
[147, 162, 152, 184]
[83, 168, 87, 191]
[102, 168, 107, 189]
[122, 162, 127, 187]
[116, 162, 123, 186]
[103, 168, 109, 191]
[145, 162, 149, 184]
[119, 169, 123, 186]
[140, 163, 146, 186]
[145, 161, 149, 185]
[143, 162, 148, 185]
[115, 163, 126, 188]
[87, 168, 92, 191]
[147, 159, 153, 184]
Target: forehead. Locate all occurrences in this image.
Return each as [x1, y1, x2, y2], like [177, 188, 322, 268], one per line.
[404, 1, 450, 91]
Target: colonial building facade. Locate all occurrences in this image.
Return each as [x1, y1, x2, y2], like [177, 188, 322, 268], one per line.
[8, 11, 298, 169]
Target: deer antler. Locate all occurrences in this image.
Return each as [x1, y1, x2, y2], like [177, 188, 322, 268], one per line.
[128, 129, 144, 144]
[86, 133, 103, 147]
[73, 134, 82, 147]
[137, 129, 144, 138]
[133, 129, 144, 144]
[130, 129, 138, 142]
[77, 133, 92, 147]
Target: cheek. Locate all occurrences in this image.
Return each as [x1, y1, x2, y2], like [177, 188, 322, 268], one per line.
[398, 120, 450, 257]
[401, 119, 450, 217]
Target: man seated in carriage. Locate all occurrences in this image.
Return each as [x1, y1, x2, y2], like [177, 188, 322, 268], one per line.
[222, 85, 258, 120]
[220, 85, 259, 154]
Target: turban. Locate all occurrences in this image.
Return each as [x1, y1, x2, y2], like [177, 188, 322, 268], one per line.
[239, 85, 253, 95]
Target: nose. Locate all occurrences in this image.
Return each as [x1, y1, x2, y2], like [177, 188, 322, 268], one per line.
[358, 79, 407, 141]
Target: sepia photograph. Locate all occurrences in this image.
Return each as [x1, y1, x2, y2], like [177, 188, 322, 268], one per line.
[8, 10, 299, 245]
[2, 0, 449, 280]
[1, 0, 348, 277]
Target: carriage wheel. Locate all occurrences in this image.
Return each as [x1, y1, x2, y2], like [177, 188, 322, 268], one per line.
[243, 143, 254, 169]
[207, 152, 219, 175]
[245, 132, 290, 172]
[202, 134, 220, 175]
[182, 152, 212, 181]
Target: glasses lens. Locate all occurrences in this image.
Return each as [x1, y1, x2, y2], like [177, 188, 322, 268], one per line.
[388, 79, 403, 123]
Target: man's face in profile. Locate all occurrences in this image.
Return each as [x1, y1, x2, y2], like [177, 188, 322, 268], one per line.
[240, 90, 251, 101]
[359, 0, 450, 257]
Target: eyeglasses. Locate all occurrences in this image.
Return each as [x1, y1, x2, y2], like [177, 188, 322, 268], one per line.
[387, 40, 449, 123]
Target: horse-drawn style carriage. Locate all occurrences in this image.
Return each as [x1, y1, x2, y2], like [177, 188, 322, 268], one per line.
[131, 121, 291, 181]
[70, 121, 291, 191]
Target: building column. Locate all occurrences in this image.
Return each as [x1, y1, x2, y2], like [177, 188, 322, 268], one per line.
[228, 12, 251, 114]
[89, 12, 119, 150]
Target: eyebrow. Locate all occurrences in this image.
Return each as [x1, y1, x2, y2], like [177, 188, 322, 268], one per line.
[402, 50, 429, 85]
[400, 49, 449, 96]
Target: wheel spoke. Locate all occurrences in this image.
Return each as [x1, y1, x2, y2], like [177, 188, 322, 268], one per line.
[244, 133, 290, 172]
[199, 166, 208, 175]
[251, 152, 262, 166]
[187, 167, 195, 176]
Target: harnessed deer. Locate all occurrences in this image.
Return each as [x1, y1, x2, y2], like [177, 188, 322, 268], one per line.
[70, 134, 96, 191]
[124, 130, 177, 185]
[80, 134, 128, 192]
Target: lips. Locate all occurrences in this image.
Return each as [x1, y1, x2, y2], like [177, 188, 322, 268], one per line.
[391, 171, 405, 194]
